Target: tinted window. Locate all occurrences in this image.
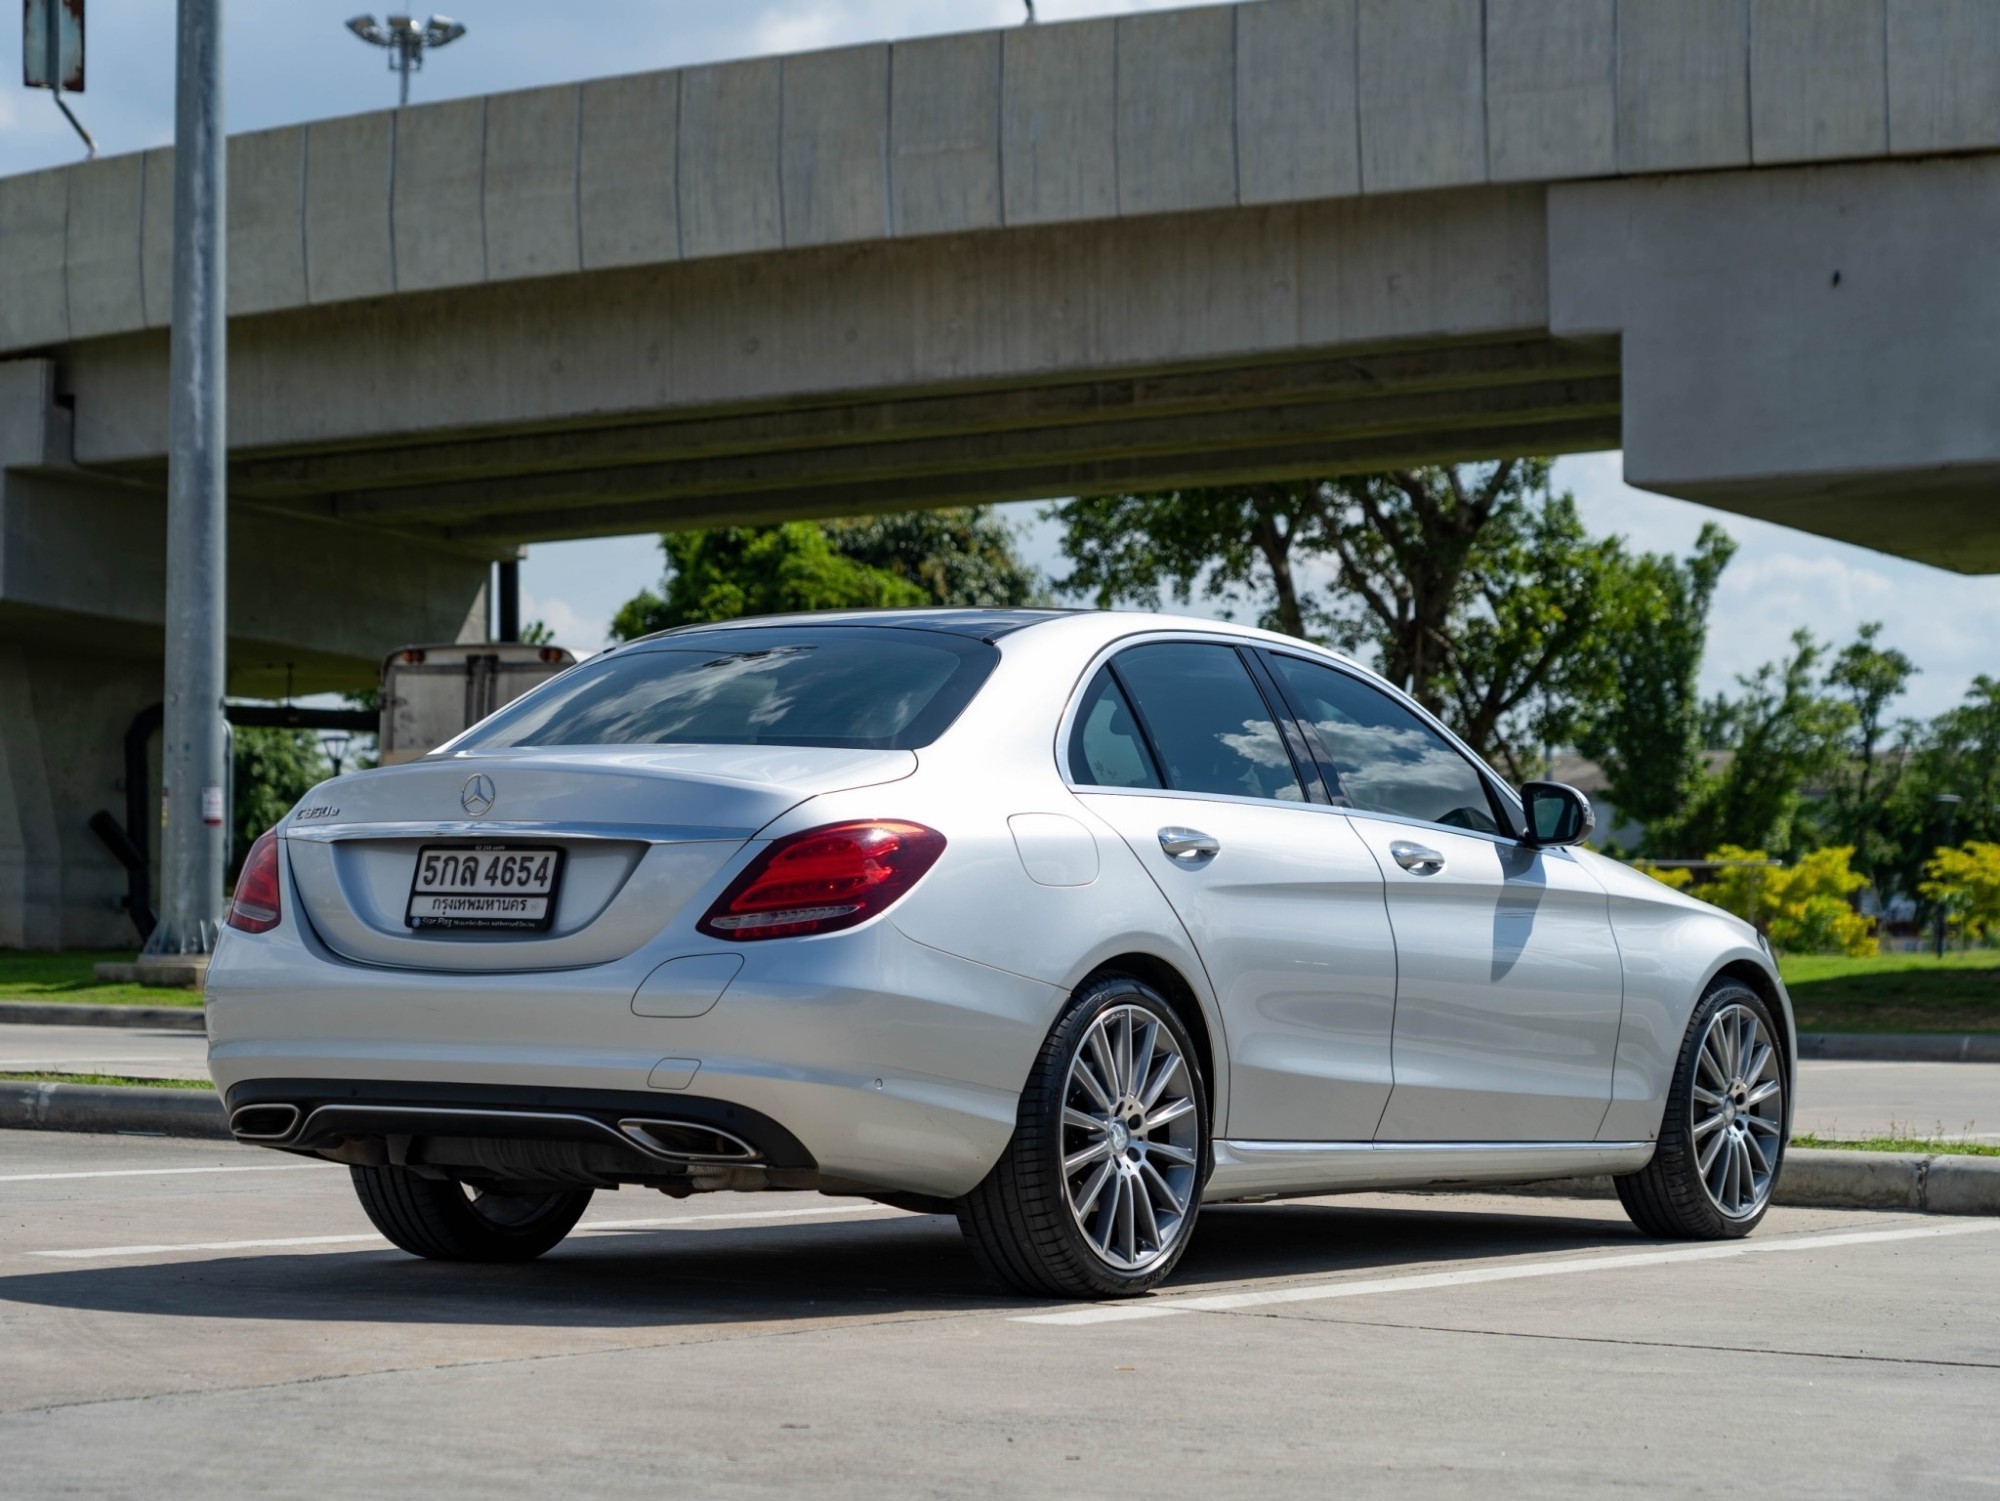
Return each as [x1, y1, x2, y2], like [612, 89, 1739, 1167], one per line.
[1263, 653, 1499, 833]
[455, 627, 995, 751]
[1112, 644, 1303, 802]
[1068, 669, 1163, 789]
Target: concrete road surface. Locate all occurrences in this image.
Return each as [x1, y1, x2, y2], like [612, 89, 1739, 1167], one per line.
[0, 1131, 1994, 1499]
[1791, 1059, 2000, 1141]
[6, 1021, 1996, 1141]
[0, 1021, 209, 1080]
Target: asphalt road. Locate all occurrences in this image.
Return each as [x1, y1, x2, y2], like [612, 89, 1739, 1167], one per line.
[5, 1022, 1996, 1141]
[0, 1131, 1995, 1498]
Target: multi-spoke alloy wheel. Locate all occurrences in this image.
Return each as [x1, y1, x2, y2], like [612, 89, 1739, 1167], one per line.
[958, 973, 1210, 1298]
[1689, 1002, 1784, 1218]
[1060, 1004, 1201, 1272]
[1615, 980, 1788, 1240]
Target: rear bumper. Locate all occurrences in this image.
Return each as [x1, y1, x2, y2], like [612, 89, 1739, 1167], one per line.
[224, 1078, 814, 1162]
[205, 915, 1065, 1199]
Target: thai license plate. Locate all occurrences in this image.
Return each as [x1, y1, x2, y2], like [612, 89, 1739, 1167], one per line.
[405, 844, 563, 931]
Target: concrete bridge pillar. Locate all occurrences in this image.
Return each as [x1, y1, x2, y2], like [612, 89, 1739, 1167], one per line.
[0, 358, 494, 948]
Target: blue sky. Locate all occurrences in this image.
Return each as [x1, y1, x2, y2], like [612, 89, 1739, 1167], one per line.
[6, 1, 1995, 721]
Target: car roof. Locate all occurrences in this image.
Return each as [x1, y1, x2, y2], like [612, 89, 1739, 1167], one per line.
[623, 606, 1376, 665]
[627, 607, 1084, 644]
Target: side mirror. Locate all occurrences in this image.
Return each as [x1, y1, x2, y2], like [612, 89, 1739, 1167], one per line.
[1520, 781, 1595, 848]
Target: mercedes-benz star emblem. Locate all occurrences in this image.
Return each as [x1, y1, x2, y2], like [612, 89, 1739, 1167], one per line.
[460, 774, 496, 817]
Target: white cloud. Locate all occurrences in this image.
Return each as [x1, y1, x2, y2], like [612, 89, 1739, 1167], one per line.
[1556, 454, 2000, 717]
[519, 592, 606, 658]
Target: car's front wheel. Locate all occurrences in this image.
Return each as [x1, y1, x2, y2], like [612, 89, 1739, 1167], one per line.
[958, 973, 1209, 1299]
[351, 1165, 592, 1262]
[1615, 979, 1788, 1239]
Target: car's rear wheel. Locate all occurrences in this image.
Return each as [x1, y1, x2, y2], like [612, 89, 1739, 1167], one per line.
[1615, 979, 1787, 1239]
[958, 973, 1209, 1299]
[351, 1165, 592, 1262]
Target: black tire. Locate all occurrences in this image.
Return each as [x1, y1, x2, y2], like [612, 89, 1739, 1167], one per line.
[351, 1166, 593, 1262]
[1616, 979, 1788, 1240]
[958, 973, 1210, 1299]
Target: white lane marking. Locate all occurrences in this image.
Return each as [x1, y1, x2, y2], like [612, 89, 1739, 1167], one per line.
[0, 1163, 329, 1185]
[1015, 1220, 2000, 1326]
[0, 1059, 203, 1070]
[26, 1203, 903, 1260]
[32, 1233, 383, 1259]
[577, 1205, 902, 1233]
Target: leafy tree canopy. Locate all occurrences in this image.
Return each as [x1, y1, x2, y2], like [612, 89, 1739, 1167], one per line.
[1653, 630, 1855, 859]
[611, 507, 1042, 640]
[1052, 465, 1729, 786]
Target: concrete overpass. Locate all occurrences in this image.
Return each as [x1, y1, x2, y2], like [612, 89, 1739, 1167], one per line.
[3, 0, 1999, 944]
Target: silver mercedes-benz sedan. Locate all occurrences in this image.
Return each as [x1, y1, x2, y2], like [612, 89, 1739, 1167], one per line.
[208, 609, 1794, 1298]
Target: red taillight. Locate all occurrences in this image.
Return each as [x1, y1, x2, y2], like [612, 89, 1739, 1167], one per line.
[697, 821, 946, 941]
[227, 828, 283, 934]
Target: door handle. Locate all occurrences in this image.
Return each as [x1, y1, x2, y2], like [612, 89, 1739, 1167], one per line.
[1390, 840, 1445, 874]
[1158, 827, 1220, 861]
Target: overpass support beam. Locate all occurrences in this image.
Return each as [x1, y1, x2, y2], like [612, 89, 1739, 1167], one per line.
[1551, 154, 2000, 572]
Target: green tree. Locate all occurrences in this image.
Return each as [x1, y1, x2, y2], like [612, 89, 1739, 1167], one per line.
[1572, 524, 1736, 833]
[612, 523, 926, 638]
[1818, 621, 1918, 882]
[232, 728, 328, 878]
[1053, 464, 1722, 782]
[1878, 675, 2000, 912]
[1657, 631, 1853, 858]
[1054, 483, 1339, 640]
[611, 507, 1042, 640]
[824, 508, 1044, 608]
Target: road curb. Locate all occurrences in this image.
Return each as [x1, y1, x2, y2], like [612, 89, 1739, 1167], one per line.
[1798, 1031, 2000, 1063]
[2, 1085, 1995, 1217]
[1495, 1148, 2000, 1215]
[0, 1001, 206, 1031]
[0, 1081, 229, 1139]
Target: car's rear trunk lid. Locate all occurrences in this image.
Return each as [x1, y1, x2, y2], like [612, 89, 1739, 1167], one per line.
[281, 745, 914, 972]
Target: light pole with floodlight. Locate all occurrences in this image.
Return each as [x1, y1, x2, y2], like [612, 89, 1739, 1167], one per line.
[344, 14, 466, 107]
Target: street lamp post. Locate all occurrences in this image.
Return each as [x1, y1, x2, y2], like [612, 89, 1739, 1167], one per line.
[344, 14, 467, 107]
[148, 0, 229, 958]
[320, 730, 354, 779]
[1933, 793, 1962, 959]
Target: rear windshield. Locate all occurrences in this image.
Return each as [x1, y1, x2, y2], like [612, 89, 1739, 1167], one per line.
[451, 626, 998, 751]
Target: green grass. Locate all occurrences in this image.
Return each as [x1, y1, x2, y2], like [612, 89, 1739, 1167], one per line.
[0, 950, 202, 1007]
[1792, 1132, 2000, 1157]
[0, 1071, 213, 1090]
[1778, 949, 2000, 1034]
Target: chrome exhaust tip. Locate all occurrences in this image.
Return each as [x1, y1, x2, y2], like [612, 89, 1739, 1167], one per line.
[616, 1118, 761, 1164]
[229, 1103, 302, 1141]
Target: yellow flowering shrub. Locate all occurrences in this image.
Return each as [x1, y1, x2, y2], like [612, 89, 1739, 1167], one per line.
[1919, 842, 2000, 944]
[1691, 845, 1875, 957]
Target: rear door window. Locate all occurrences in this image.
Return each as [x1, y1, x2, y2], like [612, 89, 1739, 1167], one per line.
[1104, 643, 1305, 802]
[1068, 669, 1164, 789]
